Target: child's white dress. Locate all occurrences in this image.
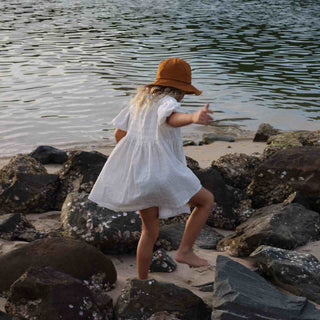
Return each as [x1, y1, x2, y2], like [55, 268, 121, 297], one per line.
[88, 95, 202, 219]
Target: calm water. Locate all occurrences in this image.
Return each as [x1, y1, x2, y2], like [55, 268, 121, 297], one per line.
[0, 0, 320, 156]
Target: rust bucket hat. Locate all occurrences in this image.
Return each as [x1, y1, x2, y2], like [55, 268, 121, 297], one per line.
[146, 57, 202, 95]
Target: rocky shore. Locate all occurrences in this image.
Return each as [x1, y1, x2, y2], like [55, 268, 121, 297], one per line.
[0, 125, 320, 319]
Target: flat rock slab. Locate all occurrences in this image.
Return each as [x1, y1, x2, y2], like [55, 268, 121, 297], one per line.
[217, 203, 320, 257]
[251, 245, 320, 304]
[212, 255, 320, 319]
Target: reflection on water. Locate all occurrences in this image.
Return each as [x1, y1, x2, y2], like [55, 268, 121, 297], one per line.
[0, 0, 319, 156]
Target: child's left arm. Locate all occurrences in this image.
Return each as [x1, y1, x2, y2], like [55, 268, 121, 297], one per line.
[114, 128, 127, 143]
[167, 103, 213, 127]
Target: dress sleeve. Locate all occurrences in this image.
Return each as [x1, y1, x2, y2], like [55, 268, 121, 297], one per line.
[157, 97, 185, 126]
[111, 106, 130, 131]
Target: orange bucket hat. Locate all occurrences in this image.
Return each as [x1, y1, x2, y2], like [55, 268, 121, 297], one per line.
[146, 57, 202, 95]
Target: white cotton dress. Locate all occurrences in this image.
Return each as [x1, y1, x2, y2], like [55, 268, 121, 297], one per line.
[88, 95, 202, 219]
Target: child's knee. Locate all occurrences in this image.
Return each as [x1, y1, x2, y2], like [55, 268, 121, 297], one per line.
[142, 227, 159, 243]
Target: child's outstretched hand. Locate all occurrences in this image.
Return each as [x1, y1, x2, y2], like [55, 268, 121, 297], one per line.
[192, 103, 213, 125]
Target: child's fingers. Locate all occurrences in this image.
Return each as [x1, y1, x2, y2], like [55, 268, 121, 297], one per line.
[203, 103, 210, 112]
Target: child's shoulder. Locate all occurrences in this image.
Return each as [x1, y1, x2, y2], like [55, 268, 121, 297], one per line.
[158, 95, 180, 107]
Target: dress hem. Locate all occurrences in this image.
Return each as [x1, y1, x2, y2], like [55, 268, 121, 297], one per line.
[88, 184, 202, 218]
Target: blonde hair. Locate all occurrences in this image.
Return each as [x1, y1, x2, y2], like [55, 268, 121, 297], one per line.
[130, 85, 185, 117]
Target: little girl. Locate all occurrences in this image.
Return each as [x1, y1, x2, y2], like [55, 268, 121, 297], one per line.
[88, 57, 214, 280]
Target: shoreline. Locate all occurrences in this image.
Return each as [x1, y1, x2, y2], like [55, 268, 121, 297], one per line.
[0, 138, 266, 171]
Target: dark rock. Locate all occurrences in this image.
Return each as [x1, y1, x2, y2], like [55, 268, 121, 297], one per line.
[115, 278, 211, 320]
[0, 311, 14, 319]
[263, 130, 320, 158]
[253, 123, 280, 142]
[202, 133, 235, 144]
[150, 249, 177, 273]
[217, 203, 320, 257]
[193, 167, 238, 229]
[29, 145, 68, 164]
[0, 172, 60, 215]
[212, 255, 320, 319]
[247, 146, 320, 211]
[250, 245, 320, 304]
[61, 192, 141, 254]
[147, 311, 181, 320]
[157, 223, 224, 251]
[211, 153, 261, 190]
[5, 266, 113, 320]
[0, 154, 47, 182]
[186, 156, 200, 171]
[56, 150, 108, 209]
[0, 213, 41, 242]
[0, 237, 116, 293]
[183, 140, 196, 146]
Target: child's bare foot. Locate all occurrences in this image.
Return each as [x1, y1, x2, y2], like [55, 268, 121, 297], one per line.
[175, 250, 209, 267]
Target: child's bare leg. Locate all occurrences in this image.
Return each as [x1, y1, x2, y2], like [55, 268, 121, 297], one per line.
[137, 207, 159, 280]
[175, 187, 214, 267]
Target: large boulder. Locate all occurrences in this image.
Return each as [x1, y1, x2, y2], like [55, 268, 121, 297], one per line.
[5, 266, 113, 320]
[247, 146, 320, 211]
[114, 278, 211, 320]
[216, 203, 320, 257]
[253, 123, 281, 142]
[211, 153, 261, 190]
[212, 255, 320, 319]
[29, 145, 68, 164]
[56, 150, 108, 209]
[61, 192, 141, 254]
[251, 245, 320, 304]
[0, 237, 116, 293]
[193, 167, 238, 229]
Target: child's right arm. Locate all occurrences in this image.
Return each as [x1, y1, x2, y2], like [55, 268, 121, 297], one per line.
[114, 128, 127, 143]
[167, 103, 213, 128]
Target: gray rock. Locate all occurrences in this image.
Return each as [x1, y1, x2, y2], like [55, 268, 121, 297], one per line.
[5, 266, 113, 320]
[29, 145, 68, 164]
[217, 203, 320, 257]
[202, 133, 235, 144]
[250, 245, 320, 304]
[247, 146, 320, 212]
[115, 278, 211, 320]
[56, 150, 108, 209]
[212, 255, 320, 320]
[0, 237, 116, 293]
[158, 223, 223, 251]
[212, 153, 261, 190]
[253, 123, 280, 142]
[0, 213, 41, 242]
[61, 192, 141, 254]
[150, 249, 177, 273]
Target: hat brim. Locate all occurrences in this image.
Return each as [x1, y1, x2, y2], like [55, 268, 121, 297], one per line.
[145, 78, 202, 96]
